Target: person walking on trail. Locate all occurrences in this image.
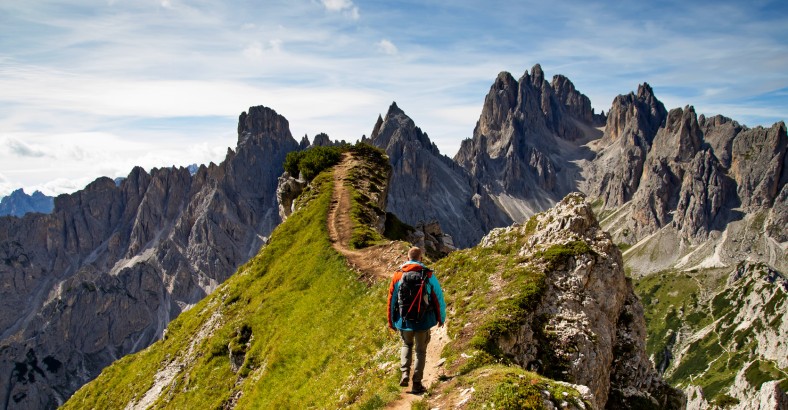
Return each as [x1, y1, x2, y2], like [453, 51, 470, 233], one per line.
[387, 246, 446, 394]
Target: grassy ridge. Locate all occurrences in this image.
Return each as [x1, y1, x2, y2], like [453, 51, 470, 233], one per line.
[64, 170, 401, 409]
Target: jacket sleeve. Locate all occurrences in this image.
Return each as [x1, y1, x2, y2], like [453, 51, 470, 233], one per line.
[429, 274, 447, 325]
[387, 272, 402, 329]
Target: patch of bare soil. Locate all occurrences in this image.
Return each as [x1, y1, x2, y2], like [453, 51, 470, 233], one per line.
[328, 153, 449, 409]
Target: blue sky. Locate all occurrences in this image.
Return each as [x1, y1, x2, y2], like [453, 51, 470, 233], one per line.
[1, 0, 787, 197]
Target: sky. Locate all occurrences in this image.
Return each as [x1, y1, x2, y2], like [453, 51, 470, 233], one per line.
[1, 0, 787, 198]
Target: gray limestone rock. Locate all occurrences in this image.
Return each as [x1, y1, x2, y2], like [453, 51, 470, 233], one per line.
[730, 122, 787, 210]
[276, 172, 307, 221]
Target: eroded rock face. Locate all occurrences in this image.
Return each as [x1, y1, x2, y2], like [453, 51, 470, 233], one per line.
[0, 106, 298, 409]
[730, 122, 788, 210]
[482, 193, 685, 409]
[369, 102, 511, 248]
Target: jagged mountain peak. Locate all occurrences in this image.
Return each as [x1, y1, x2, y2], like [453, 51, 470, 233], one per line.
[653, 105, 704, 163]
[528, 62, 545, 86]
[370, 102, 441, 157]
[236, 105, 294, 148]
[386, 100, 404, 117]
[637, 82, 655, 99]
[604, 83, 667, 145]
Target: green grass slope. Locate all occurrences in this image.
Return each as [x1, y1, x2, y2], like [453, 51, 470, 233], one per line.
[64, 169, 401, 409]
[636, 264, 788, 404]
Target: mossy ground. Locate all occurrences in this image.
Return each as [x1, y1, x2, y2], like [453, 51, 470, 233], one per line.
[64, 170, 401, 409]
[430, 366, 588, 410]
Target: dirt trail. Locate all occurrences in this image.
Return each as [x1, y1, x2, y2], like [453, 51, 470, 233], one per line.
[328, 153, 448, 409]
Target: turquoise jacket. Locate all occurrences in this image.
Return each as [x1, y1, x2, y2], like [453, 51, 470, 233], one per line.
[387, 261, 447, 331]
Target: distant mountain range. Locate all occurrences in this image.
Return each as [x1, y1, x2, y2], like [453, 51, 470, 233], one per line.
[0, 189, 54, 217]
[0, 64, 785, 409]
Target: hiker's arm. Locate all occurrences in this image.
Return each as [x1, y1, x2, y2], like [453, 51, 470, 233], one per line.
[429, 275, 447, 325]
[387, 275, 399, 329]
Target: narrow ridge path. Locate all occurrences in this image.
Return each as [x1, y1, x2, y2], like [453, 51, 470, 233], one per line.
[327, 153, 448, 409]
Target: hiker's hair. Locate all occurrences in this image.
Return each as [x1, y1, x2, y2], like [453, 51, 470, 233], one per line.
[408, 247, 422, 261]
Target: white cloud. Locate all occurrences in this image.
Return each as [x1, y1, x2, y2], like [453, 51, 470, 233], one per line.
[377, 39, 398, 55]
[321, 0, 352, 12]
[321, 0, 359, 20]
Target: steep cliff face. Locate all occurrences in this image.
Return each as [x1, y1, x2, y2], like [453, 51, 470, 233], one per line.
[368, 102, 510, 248]
[454, 64, 603, 222]
[0, 106, 298, 409]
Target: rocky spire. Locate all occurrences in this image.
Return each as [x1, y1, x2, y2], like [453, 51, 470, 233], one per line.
[369, 102, 510, 248]
[237, 106, 294, 149]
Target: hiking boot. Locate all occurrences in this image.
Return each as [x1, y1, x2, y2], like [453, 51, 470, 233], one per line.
[411, 382, 426, 394]
[399, 375, 409, 387]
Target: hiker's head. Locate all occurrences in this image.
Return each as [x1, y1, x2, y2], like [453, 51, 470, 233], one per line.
[408, 247, 422, 261]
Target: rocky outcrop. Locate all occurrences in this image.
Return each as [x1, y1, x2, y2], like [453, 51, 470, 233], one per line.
[481, 193, 685, 409]
[454, 65, 602, 222]
[369, 102, 510, 248]
[276, 172, 307, 221]
[0, 189, 54, 217]
[0, 106, 298, 409]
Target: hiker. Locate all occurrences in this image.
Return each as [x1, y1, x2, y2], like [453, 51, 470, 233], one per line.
[387, 246, 446, 394]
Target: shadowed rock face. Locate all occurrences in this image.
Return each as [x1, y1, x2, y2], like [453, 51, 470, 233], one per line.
[0, 106, 298, 409]
[367, 102, 511, 248]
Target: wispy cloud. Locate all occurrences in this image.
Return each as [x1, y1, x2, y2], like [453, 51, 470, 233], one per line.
[5, 138, 49, 158]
